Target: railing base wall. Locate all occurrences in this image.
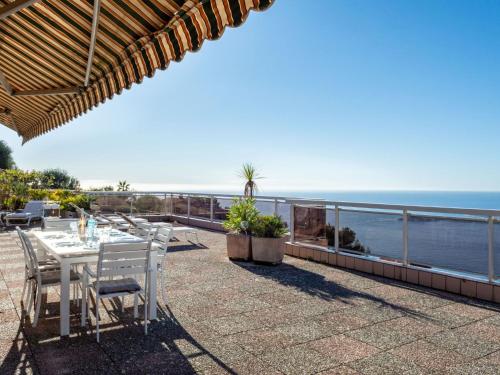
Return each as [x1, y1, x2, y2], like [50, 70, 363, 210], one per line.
[284, 242, 500, 304]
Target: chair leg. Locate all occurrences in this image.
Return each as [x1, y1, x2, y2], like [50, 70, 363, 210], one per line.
[133, 294, 138, 318]
[26, 282, 35, 316]
[24, 279, 32, 311]
[160, 264, 167, 305]
[95, 296, 100, 343]
[21, 271, 28, 303]
[33, 287, 42, 327]
[81, 275, 87, 327]
[144, 292, 148, 336]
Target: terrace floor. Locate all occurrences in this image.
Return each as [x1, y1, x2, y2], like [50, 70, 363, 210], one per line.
[0, 228, 499, 374]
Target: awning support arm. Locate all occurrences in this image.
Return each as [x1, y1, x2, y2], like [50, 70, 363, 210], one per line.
[84, 0, 101, 87]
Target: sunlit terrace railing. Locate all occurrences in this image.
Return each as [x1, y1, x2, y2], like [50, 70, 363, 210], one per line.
[85, 191, 499, 284]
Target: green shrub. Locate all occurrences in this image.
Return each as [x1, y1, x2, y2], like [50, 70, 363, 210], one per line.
[252, 215, 288, 238]
[223, 198, 259, 235]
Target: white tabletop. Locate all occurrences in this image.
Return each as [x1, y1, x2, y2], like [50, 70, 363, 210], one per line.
[33, 228, 144, 258]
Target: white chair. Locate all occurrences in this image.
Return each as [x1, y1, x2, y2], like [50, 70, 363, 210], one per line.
[43, 218, 78, 231]
[153, 227, 172, 303]
[81, 241, 152, 342]
[16, 228, 80, 327]
[6, 201, 45, 227]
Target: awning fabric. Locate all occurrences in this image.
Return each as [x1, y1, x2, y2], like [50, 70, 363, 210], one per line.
[0, 0, 274, 143]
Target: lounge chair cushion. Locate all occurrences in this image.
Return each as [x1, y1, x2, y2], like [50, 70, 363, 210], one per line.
[93, 278, 141, 295]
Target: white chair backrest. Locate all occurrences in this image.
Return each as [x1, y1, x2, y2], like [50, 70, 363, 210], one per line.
[96, 241, 151, 280]
[43, 218, 78, 231]
[154, 227, 172, 253]
[136, 222, 154, 240]
[23, 201, 44, 216]
[16, 228, 39, 280]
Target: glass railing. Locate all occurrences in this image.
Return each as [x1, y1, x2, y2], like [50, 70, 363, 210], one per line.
[408, 214, 488, 275]
[338, 209, 403, 261]
[85, 191, 500, 283]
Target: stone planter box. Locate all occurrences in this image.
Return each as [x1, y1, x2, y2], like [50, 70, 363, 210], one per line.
[251, 236, 285, 265]
[226, 233, 252, 261]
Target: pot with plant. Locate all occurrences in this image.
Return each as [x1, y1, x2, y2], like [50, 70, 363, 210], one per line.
[251, 214, 288, 265]
[223, 198, 259, 261]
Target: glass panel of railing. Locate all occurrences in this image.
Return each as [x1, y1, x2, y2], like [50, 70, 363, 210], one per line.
[408, 214, 488, 276]
[212, 197, 230, 221]
[277, 202, 291, 228]
[172, 195, 188, 216]
[255, 199, 276, 216]
[132, 194, 165, 215]
[189, 196, 211, 220]
[338, 209, 403, 260]
[495, 219, 500, 280]
[293, 205, 327, 247]
[92, 194, 132, 214]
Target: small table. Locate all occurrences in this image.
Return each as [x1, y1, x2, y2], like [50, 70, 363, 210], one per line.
[33, 229, 158, 336]
[170, 226, 200, 243]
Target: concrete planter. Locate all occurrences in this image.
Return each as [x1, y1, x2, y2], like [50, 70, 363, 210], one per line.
[251, 236, 286, 265]
[226, 233, 252, 261]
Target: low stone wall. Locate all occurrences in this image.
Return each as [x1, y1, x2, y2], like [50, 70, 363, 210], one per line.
[284, 242, 500, 304]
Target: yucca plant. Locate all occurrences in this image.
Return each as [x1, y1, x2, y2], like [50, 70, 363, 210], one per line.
[117, 180, 130, 192]
[240, 163, 262, 198]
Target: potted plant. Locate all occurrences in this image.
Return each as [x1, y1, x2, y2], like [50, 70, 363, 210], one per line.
[251, 215, 288, 265]
[223, 198, 259, 261]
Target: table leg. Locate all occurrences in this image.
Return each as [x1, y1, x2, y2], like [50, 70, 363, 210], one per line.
[60, 260, 71, 336]
[148, 251, 157, 320]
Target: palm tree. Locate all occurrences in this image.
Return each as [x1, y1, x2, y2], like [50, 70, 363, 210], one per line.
[239, 163, 262, 197]
[117, 180, 130, 191]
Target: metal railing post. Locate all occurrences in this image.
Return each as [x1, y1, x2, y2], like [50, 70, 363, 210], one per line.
[274, 198, 278, 215]
[488, 216, 495, 282]
[335, 205, 340, 252]
[163, 193, 168, 216]
[210, 196, 214, 222]
[187, 195, 191, 221]
[290, 203, 295, 243]
[403, 209, 409, 266]
[170, 193, 174, 216]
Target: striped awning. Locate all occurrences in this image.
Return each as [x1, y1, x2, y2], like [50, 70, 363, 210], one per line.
[0, 0, 274, 143]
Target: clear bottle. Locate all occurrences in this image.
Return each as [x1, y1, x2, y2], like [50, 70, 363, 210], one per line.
[86, 215, 97, 246]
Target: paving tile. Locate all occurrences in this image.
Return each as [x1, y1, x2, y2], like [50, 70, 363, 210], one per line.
[350, 352, 426, 375]
[346, 322, 418, 350]
[454, 321, 500, 344]
[426, 329, 500, 358]
[271, 319, 332, 344]
[389, 339, 470, 371]
[436, 302, 497, 320]
[202, 314, 262, 335]
[444, 360, 500, 375]
[259, 344, 339, 375]
[309, 334, 380, 363]
[378, 316, 443, 338]
[318, 366, 361, 375]
[313, 310, 370, 333]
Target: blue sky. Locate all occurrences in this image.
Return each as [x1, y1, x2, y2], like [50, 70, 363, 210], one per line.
[1, 0, 500, 192]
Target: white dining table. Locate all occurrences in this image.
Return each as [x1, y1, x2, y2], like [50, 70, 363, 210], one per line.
[33, 228, 158, 336]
